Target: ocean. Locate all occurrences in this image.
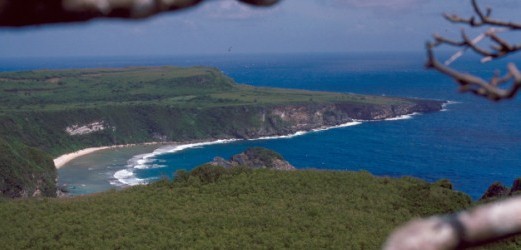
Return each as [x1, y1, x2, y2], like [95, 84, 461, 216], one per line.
[2, 52, 520, 199]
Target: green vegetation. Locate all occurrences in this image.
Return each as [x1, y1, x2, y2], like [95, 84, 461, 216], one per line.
[0, 168, 471, 249]
[0, 66, 441, 198]
[0, 138, 56, 197]
[0, 66, 407, 113]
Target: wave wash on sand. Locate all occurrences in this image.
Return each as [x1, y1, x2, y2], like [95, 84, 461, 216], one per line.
[53, 143, 161, 169]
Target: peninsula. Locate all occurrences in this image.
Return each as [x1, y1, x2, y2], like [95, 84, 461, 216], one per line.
[0, 66, 443, 198]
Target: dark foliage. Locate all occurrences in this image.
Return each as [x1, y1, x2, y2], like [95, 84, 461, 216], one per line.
[0, 170, 471, 249]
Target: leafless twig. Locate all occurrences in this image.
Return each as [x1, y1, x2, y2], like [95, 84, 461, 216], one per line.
[444, 0, 521, 29]
[427, 0, 521, 101]
[427, 42, 521, 100]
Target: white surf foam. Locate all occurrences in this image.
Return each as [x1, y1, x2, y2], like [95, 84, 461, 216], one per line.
[254, 121, 363, 140]
[156, 139, 241, 155]
[311, 121, 363, 132]
[113, 169, 146, 186]
[254, 131, 307, 140]
[441, 100, 462, 112]
[384, 112, 420, 121]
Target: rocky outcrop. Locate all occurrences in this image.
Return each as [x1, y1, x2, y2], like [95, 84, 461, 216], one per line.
[480, 178, 521, 200]
[65, 121, 111, 136]
[209, 147, 295, 170]
[511, 178, 521, 194]
[480, 182, 510, 200]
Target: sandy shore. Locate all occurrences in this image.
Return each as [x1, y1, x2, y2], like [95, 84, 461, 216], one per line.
[54, 142, 160, 169]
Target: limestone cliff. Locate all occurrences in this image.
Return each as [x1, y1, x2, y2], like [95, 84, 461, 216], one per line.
[231, 100, 443, 139]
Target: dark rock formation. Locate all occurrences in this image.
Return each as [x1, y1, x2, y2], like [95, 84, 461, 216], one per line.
[510, 178, 521, 195]
[480, 178, 521, 201]
[480, 182, 510, 200]
[209, 147, 295, 170]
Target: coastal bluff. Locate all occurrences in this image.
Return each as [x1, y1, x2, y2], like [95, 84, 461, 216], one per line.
[0, 66, 443, 198]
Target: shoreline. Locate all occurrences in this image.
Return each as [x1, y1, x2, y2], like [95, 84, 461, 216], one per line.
[54, 142, 162, 169]
[53, 120, 364, 170]
[55, 102, 452, 171]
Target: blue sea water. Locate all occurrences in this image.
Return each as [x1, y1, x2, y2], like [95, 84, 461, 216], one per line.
[2, 52, 520, 199]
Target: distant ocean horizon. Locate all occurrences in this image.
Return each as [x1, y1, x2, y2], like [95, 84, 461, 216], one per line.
[3, 52, 520, 199]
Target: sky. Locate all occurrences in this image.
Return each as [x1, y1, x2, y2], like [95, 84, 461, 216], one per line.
[0, 0, 519, 57]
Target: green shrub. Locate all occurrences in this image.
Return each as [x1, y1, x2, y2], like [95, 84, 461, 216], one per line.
[189, 164, 226, 184]
[434, 179, 453, 189]
[226, 165, 252, 176]
[174, 169, 190, 183]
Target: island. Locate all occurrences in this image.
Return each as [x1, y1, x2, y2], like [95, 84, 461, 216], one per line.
[0, 66, 444, 198]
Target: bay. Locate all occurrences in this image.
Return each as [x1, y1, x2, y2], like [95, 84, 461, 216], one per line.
[3, 52, 520, 199]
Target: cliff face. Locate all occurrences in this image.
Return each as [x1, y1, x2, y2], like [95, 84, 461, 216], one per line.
[233, 99, 443, 138]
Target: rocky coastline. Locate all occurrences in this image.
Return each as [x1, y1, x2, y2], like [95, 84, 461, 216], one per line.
[225, 99, 444, 139]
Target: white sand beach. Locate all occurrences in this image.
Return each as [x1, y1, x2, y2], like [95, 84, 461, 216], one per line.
[53, 143, 160, 169]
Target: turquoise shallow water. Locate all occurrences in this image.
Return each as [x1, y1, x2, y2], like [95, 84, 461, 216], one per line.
[3, 52, 520, 199]
[56, 144, 161, 194]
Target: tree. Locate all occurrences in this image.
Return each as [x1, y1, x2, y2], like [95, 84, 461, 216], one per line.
[386, 1, 521, 249]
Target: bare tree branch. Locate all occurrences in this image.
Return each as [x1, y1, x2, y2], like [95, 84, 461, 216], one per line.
[0, 0, 281, 27]
[434, 28, 521, 61]
[427, 42, 521, 100]
[444, 0, 521, 29]
[437, 0, 521, 62]
[384, 196, 521, 250]
[427, 0, 521, 101]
